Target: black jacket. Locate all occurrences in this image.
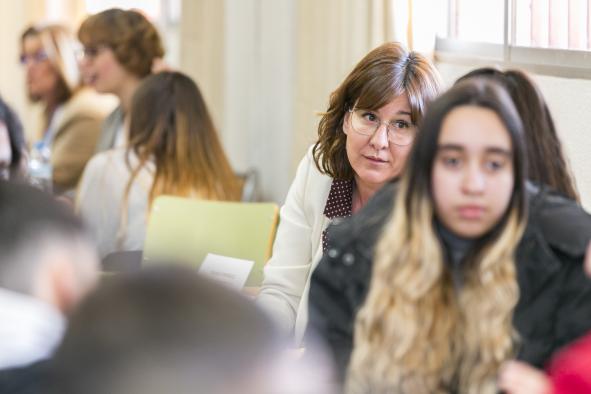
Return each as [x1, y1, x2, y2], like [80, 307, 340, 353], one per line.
[307, 181, 591, 382]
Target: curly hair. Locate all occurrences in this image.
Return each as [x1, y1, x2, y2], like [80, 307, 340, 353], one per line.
[312, 42, 442, 180]
[78, 8, 164, 78]
[347, 80, 528, 393]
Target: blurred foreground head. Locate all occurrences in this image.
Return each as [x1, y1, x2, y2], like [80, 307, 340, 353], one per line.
[51, 266, 334, 394]
[0, 181, 98, 313]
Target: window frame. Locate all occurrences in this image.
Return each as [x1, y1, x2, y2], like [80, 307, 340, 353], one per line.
[435, 0, 591, 79]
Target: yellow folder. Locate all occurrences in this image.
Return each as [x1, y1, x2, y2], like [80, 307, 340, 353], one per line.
[143, 196, 279, 287]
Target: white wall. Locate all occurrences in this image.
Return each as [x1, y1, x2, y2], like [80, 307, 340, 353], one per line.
[180, 0, 295, 203]
[223, 0, 295, 203]
[437, 62, 591, 210]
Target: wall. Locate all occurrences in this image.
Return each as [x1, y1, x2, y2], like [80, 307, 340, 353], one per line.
[180, 0, 295, 203]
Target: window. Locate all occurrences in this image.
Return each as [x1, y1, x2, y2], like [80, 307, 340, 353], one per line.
[436, 0, 591, 78]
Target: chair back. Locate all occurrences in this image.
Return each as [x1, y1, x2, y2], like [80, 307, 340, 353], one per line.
[236, 168, 258, 202]
[143, 196, 279, 287]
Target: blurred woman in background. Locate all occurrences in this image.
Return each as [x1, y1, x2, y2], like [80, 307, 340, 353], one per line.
[77, 8, 164, 152]
[76, 71, 240, 259]
[20, 24, 114, 194]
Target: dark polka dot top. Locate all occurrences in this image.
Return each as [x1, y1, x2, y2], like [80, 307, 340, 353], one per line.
[322, 179, 353, 252]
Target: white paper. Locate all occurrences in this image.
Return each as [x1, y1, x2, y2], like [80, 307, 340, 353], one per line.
[198, 253, 254, 290]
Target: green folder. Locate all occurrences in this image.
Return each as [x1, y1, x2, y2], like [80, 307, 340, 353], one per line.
[143, 196, 279, 287]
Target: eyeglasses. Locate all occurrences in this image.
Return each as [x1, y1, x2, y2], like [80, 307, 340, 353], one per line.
[348, 108, 416, 146]
[77, 45, 109, 60]
[19, 51, 49, 66]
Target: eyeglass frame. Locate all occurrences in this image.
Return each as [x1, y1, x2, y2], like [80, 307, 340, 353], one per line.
[347, 107, 417, 147]
[19, 50, 49, 66]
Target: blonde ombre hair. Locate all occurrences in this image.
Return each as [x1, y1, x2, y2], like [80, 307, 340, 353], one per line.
[124, 71, 240, 204]
[347, 80, 528, 393]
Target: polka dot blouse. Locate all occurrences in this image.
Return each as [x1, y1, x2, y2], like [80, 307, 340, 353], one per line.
[322, 179, 353, 252]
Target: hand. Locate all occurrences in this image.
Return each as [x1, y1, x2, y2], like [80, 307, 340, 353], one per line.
[498, 360, 552, 394]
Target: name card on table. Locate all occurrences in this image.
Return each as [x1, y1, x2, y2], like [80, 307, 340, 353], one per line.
[199, 253, 254, 290]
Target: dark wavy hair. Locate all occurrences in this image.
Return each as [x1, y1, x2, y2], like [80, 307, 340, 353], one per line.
[312, 42, 442, 180]
[125, 71, 240, 204]
[78, 8, 164, 78]
[456, 67, 579, 201]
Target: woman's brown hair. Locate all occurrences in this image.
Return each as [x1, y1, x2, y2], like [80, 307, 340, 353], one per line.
[124, 71, 240, 205]
[78, 8, 164, 78]
[312, 42, 442, 180]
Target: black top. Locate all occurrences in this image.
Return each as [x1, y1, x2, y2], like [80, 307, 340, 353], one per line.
[306, 181, 591, 384]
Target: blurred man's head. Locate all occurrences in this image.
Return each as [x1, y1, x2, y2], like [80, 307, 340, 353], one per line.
[0, 182, 98, 313]
[50, 266, 332, 394]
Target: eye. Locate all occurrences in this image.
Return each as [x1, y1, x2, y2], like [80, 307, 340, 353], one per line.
[484, 159, 506, 172]
[361, 112, 378, 122]
[440, 155, 462, 168]
[391, 120, 410, 129]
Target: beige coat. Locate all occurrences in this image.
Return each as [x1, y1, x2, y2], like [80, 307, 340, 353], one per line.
[50, 88, 115, 193]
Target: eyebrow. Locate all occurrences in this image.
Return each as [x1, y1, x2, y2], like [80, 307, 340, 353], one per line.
[437, 144, 512, 156]
[359, 108, 412, 117]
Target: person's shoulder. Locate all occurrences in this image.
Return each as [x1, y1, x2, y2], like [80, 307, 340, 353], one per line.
[292, 145, 333, 190]
[86, 148, 129, 173]
[63, 88, 117, 119]
[527, 183, 591, 259]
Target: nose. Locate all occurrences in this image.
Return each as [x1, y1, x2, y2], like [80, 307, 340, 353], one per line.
[25, 63, 37, 80]
[369, 123, 389, 150]
[461, 164, 485, 195]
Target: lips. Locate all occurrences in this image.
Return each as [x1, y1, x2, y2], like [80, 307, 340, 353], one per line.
[457, 205, 485, 219]
[363, 155, 388, 164]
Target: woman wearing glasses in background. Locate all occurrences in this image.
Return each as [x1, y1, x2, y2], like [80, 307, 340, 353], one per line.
[77, 8, 164, 152]
[257, 42, 442, 345]
[20, 24, 114, 194]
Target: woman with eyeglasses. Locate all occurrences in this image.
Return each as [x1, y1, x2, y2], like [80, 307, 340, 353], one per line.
[256, 42, 442, 345]
[77, 8, 164, 152]
[19, 24, 114, 194]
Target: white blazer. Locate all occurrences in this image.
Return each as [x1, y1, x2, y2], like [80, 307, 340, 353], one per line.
[257, 148, 334, 345]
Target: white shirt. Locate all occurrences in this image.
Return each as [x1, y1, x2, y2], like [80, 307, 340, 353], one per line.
[77, 148, 155, 258]
[0, 287, 65, 370]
